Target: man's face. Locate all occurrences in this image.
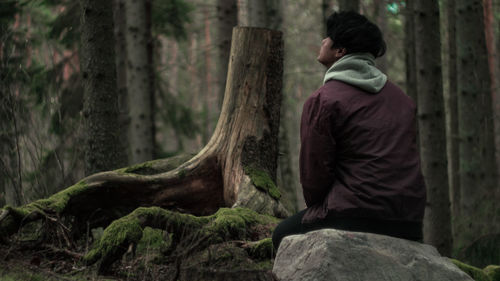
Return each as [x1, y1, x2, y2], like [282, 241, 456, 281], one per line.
[317, 37, 346, 68]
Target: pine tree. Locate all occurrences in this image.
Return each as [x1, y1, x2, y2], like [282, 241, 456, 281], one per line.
[414, 0, 452, 256]
[80, 0, 127, 174]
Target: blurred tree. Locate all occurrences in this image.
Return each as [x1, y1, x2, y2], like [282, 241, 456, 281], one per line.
[484, 0, 500, 181]
[0, 1, 27, 207]
[125, 0, 155, 164]
[247, 0, 281, 29]
[455, 0, 499, 252]
[80, 0, 127, 175]
[338, 0, 359, 12]
[414, 0, 452, 256]
[113, 0, 130, 165]
[371, 0, 387, 73]
[215, 0, 237, 108]
[444, 0, 460, 250]
[404, 0, 417, 103]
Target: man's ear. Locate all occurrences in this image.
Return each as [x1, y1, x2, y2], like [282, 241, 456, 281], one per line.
[335, 48, 347, 58]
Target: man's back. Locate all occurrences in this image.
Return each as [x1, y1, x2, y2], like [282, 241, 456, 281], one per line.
[300, 80, 426, 224]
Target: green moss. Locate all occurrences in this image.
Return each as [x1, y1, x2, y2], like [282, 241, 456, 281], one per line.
[248, 238, 274, 260]
[29, 180, 88, 213]
[0, 181, 86, 238]
[84, 211, 143, 265]
[136, 227, 169, 254]
[244, 166, 281, 200]
[120, 161, 154, 174]
[254, 260, 274, 270]
[206, 208, 279, 241]
[211, 208, 248, 238]
[484, 265, 500, 281]
[452, 259, 490, 281]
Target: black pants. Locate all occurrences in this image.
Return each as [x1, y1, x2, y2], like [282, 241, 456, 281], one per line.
[272, 209, 423, 250]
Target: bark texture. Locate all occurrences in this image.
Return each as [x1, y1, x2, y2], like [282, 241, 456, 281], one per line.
[113, 0, 130, 165]
[246, 0, 296, 212]
[80, 0, 127, 175]
[456, 0, 499, 251]
[125, 0, 155, 164]
[445, 0, 460, 250]
[414, 0, 452, 256]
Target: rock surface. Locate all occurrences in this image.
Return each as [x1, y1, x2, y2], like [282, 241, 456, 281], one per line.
[272, 229, 473, 281]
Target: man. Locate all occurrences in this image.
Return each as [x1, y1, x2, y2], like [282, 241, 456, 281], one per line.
[272, 11, 426, 249]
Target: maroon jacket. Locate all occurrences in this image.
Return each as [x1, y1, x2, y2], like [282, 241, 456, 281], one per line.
[300, 80, 426, 223]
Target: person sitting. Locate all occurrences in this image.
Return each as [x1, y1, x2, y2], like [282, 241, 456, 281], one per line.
[272, 11, 426, 249]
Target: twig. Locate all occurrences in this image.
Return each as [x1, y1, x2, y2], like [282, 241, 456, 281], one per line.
[41, 244, 84, 259]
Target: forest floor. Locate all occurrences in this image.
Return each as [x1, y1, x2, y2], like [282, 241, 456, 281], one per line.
[0, 226, 277, 281]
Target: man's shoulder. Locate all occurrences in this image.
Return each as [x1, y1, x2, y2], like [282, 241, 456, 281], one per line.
[310, 80, 365, 105]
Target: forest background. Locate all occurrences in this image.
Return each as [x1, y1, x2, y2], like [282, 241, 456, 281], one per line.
[1, 0, 500, 275]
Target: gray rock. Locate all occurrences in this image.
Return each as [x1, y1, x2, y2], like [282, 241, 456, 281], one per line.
[272, 229, 473, 281]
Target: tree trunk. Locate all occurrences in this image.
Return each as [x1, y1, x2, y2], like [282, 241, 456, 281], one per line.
[216, 0, 238, 108]
[113, 0, 130, 165]
[414, 0, 452, 256]
[496, 0, 500, 183]
[338, 0, 359, 12]
[246, 0, 296, 212]
[404, 0, 418, 104]
[80, 0, 127, 175]
[372, 0, 388, 73]
[444, 0, 460, 251]
[0, 93, 23, 207]
[248, 0, 281, 29]
[456, 0, 499, 251]
[202, 9, 214, 145]
[0, 27, 287, 242]
[125, 0, 155, 164]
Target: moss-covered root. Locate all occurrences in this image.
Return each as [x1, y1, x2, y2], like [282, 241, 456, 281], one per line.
[247, 238, 274, 260]
[484, 265, 500, 281]
[451, 259, 490, 281]
[0, 207, 33, 243]
[84, 207, 279, 272]
[0, 181, 89, 242]
[84, 206, 207, 272]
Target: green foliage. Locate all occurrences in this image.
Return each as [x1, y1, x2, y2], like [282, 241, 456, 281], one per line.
[152, 0, 193, 39]
[47, 1, 79, 48]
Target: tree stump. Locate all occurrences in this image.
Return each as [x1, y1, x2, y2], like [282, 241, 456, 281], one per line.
[0, 27, 288, 259]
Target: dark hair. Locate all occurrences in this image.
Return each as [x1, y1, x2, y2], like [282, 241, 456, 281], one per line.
[326, 11, 386, 58]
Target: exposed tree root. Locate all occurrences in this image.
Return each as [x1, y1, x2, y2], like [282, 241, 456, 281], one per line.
[83, 207, 278, 273]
